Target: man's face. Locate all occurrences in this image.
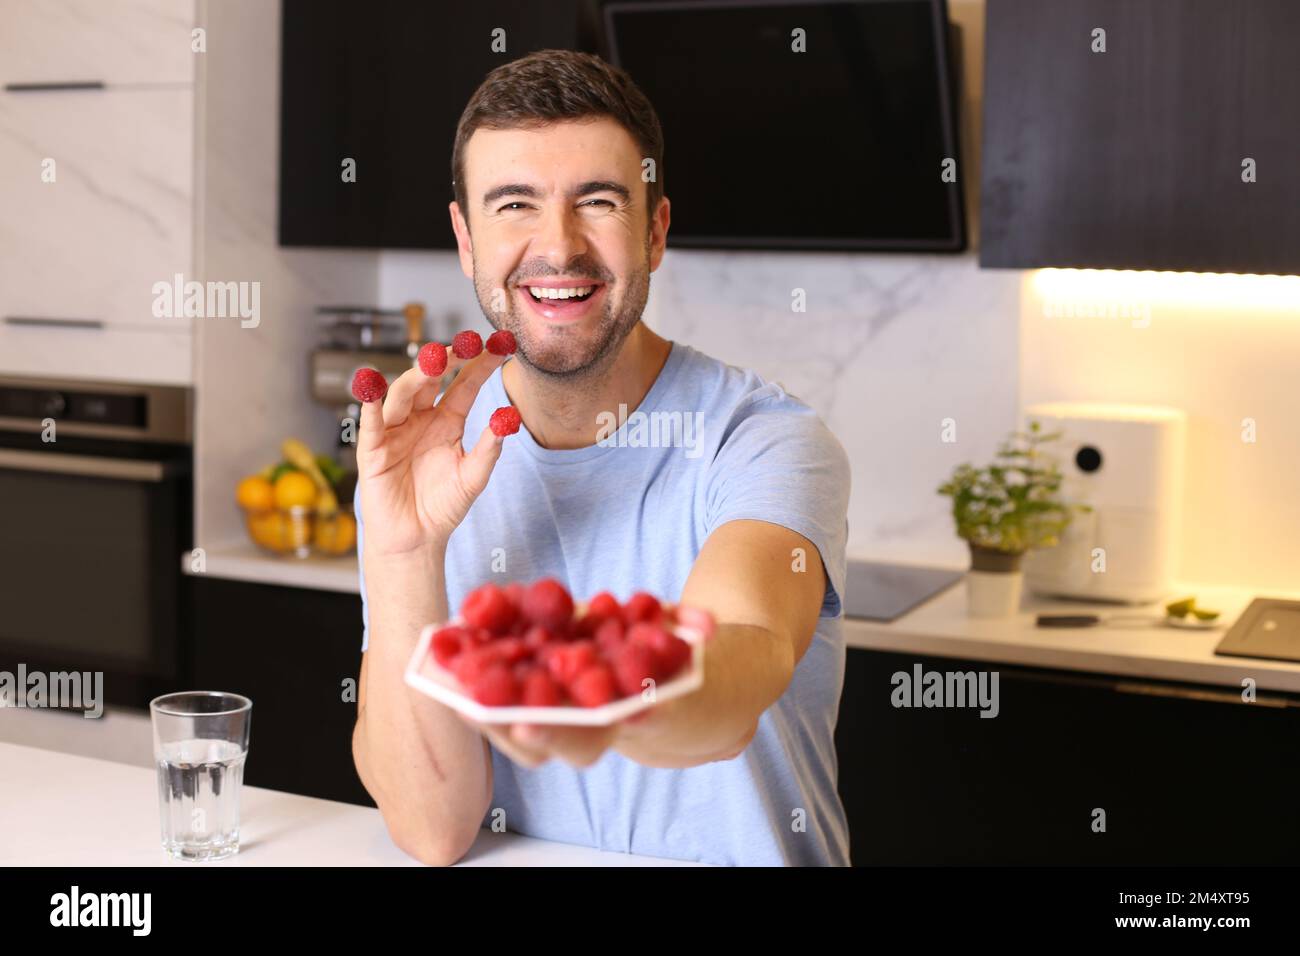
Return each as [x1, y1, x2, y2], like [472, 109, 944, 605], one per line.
[451, 117, 669, 378]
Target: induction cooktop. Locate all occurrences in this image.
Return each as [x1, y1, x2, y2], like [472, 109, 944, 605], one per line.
[843, 560, 965, 623]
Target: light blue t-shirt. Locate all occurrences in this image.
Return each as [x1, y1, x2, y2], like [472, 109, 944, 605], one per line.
[357, 340, 852, 866]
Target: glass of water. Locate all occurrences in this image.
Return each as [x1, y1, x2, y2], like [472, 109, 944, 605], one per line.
[149, 691, 252, 862]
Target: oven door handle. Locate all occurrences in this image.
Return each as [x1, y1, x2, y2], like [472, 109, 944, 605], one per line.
[0, 448, 184, 482]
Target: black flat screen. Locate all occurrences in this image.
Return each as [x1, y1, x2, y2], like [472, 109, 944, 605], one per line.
[605, 0, 965, 250]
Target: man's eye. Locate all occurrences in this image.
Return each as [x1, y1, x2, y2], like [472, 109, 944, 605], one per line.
[581, 198, 615, 208]
[498, 202, 531, 212]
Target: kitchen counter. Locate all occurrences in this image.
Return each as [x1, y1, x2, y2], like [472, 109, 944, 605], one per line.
[183, 544, 359, 594]
[182, 547, 1300, 694]
[844, 579, 1300, 694]
[0, 743, 705, 867]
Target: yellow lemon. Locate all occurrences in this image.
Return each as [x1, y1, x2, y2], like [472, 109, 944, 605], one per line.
[336, 513, 357, 552]
[273, 471, 317, 510]
[236, 475, 275, 511]
[247, 511, 287, 551]
[315, 513, 357, 555]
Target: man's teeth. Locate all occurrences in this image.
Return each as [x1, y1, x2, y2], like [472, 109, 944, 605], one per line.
[527, 286, 594, 300]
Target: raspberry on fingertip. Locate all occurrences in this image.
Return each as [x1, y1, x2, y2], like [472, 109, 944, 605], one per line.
[486, 330, 517, 356]
[350, 368, 388, 403]
[490, 405, 522, 437]
[452, 330, 483, 359]
[417, 341, 448, 377]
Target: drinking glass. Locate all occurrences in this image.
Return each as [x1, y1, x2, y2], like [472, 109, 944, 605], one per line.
[149, 691, 252, 861]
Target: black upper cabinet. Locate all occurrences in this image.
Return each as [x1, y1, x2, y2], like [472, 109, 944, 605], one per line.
[980, 0, 1300, 275]
[278, 0, 581, 250]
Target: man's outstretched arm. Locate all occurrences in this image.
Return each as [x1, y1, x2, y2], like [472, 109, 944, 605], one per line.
[613, 517, 828, 767]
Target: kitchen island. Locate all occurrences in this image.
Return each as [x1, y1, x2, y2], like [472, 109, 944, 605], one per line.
[0, 743, 706, 867]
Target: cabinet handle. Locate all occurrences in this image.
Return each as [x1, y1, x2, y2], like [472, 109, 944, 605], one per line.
[1112, 679, 1292, 708]
[4, 316, 104, 330]
[0, 448, 178, 482]
[3, 81, 105, 92]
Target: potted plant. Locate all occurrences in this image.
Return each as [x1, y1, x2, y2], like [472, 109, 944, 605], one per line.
[937, 420, 1088, 617]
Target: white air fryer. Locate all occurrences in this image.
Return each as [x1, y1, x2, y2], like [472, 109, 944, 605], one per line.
[1021, 402, 1187, 604]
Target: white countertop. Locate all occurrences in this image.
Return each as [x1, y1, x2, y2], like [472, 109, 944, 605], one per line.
[844, 579, 1300, 693]
[183, 544, 360, 593]
[0, 743, 704, 867]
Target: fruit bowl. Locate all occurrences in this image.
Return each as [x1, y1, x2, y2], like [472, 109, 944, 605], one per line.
[243, 506, 314, 558]
[240, 504, 357, 558]
[312, 506, 357, 557]
[236, 443, 356, 559]
[404, 616, 705, 725]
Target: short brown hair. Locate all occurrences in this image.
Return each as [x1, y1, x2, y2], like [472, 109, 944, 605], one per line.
[451, 50, 664, 226]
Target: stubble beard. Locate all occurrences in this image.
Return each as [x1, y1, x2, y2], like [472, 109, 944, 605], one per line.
[472, 247, 651, 384]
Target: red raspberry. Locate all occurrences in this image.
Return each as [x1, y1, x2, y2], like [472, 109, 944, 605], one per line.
[503, 582, 525, 610]
[493, 636, 530, 664]
[546, 640, 597, 688]
[594, 617, 626, 658]
[570, 664, 617, 708]
[461, 583, 518, 635]
[490, 405, 521, 437]
[535, 643, 560, 671]
[452, 330, 483, 359]
[614, 641, 664, 698]
[350, 368, 388, 403]
[486, 330, 517, 355]
[628, 623, 691, 677]
[452, 646, 499, 688]
[523, 578, 574, 630]
[623, 592, 663, 625]
[550, 614, 584, 641]
[417, 342, 448, 377]
[470, 664, 520, 706]
[521, 669, 563, 706]
[430, 626, 469, 669]
[523, 625, 556, 651]
[570, 614, 599, 639]
[587, 591, 622, 621]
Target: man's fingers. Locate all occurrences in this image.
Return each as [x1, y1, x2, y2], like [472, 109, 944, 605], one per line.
[529, 725, 615, 768]
[443, 351, 471, 377]
[482, 724, 547, 769]
[382, 366, 441, 429]
[357, 396, 385, 455]
[436, 347, 510, 420]
[459, 423, 506, 498]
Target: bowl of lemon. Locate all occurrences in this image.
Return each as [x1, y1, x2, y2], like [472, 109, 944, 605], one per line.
[236, 439, 357, 559]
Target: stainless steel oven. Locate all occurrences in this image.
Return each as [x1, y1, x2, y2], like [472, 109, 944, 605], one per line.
[0, 375, 193, 709]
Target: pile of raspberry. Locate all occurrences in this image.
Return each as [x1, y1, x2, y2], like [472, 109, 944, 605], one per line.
[430, 579, 692, 708]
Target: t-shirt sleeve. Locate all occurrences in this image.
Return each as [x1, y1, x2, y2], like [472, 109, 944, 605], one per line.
[355, 478, 371, 653]
[703, 388, 851, 618]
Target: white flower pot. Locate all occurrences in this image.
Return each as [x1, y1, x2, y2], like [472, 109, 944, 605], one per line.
[966, 570, 1024, 618]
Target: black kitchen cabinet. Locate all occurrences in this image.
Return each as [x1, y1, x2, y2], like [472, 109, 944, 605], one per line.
[192, 577, 372, 807]
[835, 648, 1300, 864]
[278, 0, 583, 250]
[979, 0, 1300, 274]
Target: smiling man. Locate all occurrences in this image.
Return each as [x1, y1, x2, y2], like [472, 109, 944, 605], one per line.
[351, 50, 852, 867]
